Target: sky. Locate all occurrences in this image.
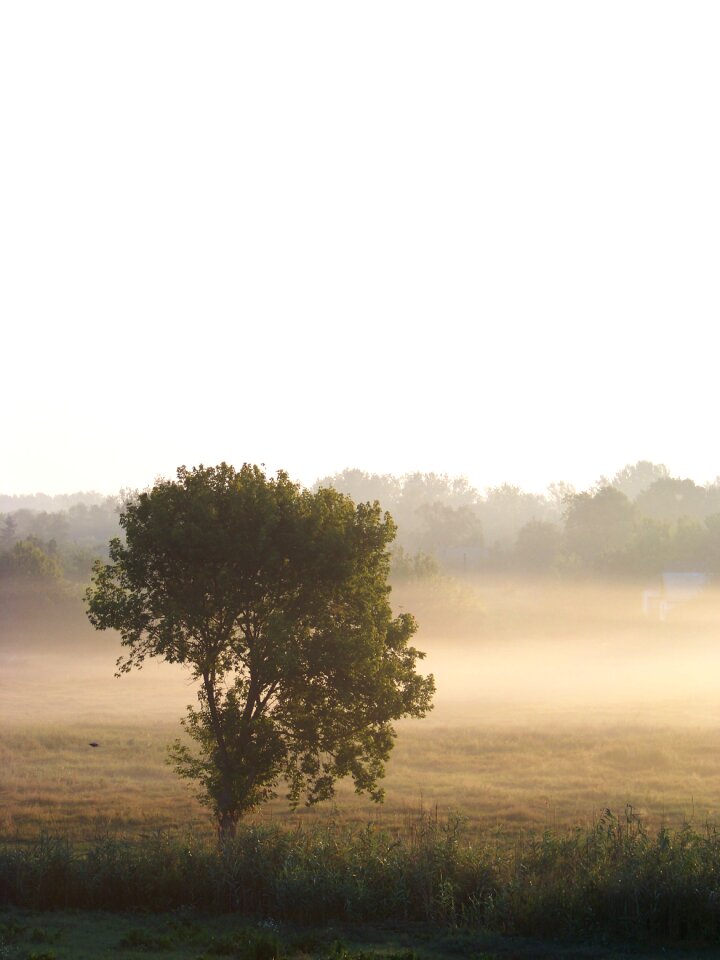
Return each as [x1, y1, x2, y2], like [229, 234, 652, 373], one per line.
[2, 2, 719, 497]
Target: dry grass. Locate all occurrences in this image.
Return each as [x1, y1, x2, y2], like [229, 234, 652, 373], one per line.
[3, 577, 720, 841]
[4, 715, 720, 841]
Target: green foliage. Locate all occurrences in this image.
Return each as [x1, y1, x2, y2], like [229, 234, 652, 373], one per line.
[312, 463, 720, 578]
[512, 521, 562, 573]
[0, 514, 18, 549]
[563, 486, 637, 571]
[4, 815, 720, 944]
[86, 464, 434, 835]
[635, 476, 709, 523]
[479, 484, 552, 551]
[613, 516, 673, 576]
[10, 460, 720, 587]
[314, 470, 485, 558]
[390, 547, 439, 580]
[1, 539, 64, 584]
[11, 459, 720, 596]
[28, 928, 62, 945]
[414, 503, 483, 554]
[0, 539, 75, 636]
[119, 927, 174, 950]
[205, 927, 282, 958]
[603, 460, 670, 501]
[0, 917, 26, 944]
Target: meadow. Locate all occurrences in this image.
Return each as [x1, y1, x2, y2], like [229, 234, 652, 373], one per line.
[4, 577, 720, 840]
[4, 577, 720, 955]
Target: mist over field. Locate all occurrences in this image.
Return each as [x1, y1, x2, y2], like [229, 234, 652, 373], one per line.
[6, 577, 720, 728]
[4, 461, 720, 841]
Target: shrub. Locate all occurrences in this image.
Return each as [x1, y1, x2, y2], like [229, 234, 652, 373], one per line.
[2, 813, 720, 943]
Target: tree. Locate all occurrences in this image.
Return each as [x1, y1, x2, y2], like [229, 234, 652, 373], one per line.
[563, 486, 636, 571]
[0, 538, 64, 585]
[390, 545, 440, 580]
[479, 484, 552, 550]
[313, 468, 401, 512]
[414, 502, 483, 555]
[0, 538, 68, 636]
[601, 461, 670, 501]
[615, 517, 673, 577]
[0, 514, 18, 550]
[86, 463, 434, 838]
[635, 476, 707, 523]
[513, 520, 562, 573]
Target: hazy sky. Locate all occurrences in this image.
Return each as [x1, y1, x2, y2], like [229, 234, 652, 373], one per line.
[2, 2, 718, 496]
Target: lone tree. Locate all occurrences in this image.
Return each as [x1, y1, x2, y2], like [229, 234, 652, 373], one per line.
[86, 463, 434, 837]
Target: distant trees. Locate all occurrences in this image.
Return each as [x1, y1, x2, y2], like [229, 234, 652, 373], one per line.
[635, 477, 708, 523]
[0, 514, 18, 550]
[314, 469, 401, 512]
[478, 484, 553, 550]
[0, 497, 120, 582]
[563, 487, 636, 572]
[390, 546, 440, 580]
[6, 459, 720, 588]
[1, 538, 64, 585]
[313, 464, 720, 579]
[603, 460, 670, 501]
[415, 502, 484, 555]
[0, 491, 108, 513]
[513, 520, 563, 572]
[0, 537, 73, 640]
[614, 518, 673, 577]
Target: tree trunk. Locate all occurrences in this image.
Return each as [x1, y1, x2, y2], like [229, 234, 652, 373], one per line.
[217, 806, 238, 841]
[201, 667, 261, 843]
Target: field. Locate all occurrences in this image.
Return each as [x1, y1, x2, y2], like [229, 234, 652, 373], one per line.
[4, 577, 720, 957]
[4, 577, 720, 841]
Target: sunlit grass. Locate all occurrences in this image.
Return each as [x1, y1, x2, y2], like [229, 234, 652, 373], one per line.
[4, 577, 720, 841]
[4, 719, 720, 841]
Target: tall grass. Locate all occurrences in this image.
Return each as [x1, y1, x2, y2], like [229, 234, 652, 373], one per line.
[2, 811, 720, 943]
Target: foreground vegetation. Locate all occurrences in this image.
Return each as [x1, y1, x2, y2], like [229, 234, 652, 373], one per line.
[2, 908, 689, 960]
[3, 813, 720, 949]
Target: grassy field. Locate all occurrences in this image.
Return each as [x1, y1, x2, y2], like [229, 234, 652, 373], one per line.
[4, 577, 720, 953]
[3, 577, 720, 841]
[4, 717, 720, 841]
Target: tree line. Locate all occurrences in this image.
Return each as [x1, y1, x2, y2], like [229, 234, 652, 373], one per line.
[318, 461, 720, 578]
[0, 496, 121, 583]
[4, 461, 720, 591]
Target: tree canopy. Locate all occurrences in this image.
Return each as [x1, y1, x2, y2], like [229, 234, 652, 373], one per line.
[85, 463, 435, 836]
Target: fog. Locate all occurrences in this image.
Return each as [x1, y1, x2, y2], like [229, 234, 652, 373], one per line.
[401, 578, 720, 728]
[5, 571, 720, 839]
[4, 577, 720, 730]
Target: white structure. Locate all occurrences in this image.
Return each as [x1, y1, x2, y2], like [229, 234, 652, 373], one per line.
[642, 572, 707, 621]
